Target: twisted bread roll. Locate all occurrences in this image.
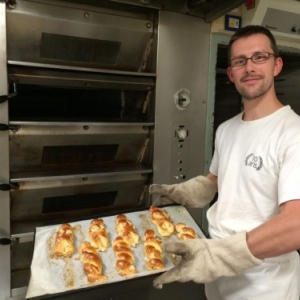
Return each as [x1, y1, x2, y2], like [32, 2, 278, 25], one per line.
[115, 214, 133, 232]
[143, 229, 165, 270]
[113, 236, 137, 276]
[113, 237, 135, 263]
[89, 218, 109, 252]
[115, 214, 139, 247]
[79, 241, 107, 283]
[149, 206, 175, 237]
[175, 222, 197, 240]
[52, 223, 75, 258]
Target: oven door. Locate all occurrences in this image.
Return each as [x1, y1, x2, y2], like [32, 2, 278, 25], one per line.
[7, 69, 155, 232]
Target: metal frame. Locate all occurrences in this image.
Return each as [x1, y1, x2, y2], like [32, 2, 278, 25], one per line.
[201, 32, 231, 235]
[153, 10, 211, 226]
[0, 1, 10, 298]
[110, 0, 248, 22]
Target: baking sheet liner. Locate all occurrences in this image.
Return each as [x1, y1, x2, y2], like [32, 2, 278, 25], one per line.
[26, 205, 206, 298]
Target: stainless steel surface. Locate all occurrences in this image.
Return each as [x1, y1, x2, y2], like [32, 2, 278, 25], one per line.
[0, 1, 10, 298]
[7, 0, 154, 72]
[94, 0, 247, 22]
[9, 123, 152, 172]
[3, 2, 158, 298]
[8, 66, 155, 90]
[11, 173, 150, 232]
[153, 11, 210, 225]
[8, 62, 156, 76]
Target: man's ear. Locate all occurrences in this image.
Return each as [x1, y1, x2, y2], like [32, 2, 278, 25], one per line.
[274, 57, 283, 77]
[227, 66, 235, 83]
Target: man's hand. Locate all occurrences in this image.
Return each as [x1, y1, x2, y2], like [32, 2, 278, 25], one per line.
[149, 175, 216, 208]
[153, 232, 262, 289]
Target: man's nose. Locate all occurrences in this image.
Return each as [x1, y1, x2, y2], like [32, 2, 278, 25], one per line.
[244, 58, 255, 71]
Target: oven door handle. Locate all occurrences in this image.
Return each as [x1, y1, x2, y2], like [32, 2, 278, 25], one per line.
[0, 184, 10, 191]
[0, 82, 18, 103]
[0, 238, 11, 246]
[0, 95, 8, 104]
[0, 183, 19, 191]
[0, 123, 20, 131]
[0, 124, 9, 131]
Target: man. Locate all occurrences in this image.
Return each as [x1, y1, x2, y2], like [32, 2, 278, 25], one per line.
[149, 25, 300, 299]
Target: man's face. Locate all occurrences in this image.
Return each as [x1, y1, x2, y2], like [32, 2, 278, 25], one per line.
[226, 34, 283, 101]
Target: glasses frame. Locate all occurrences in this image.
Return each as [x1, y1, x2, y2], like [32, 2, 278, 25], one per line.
[230, 52, 277, 67]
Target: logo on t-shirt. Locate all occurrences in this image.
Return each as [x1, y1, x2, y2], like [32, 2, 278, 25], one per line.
[245, 153, 263, 171]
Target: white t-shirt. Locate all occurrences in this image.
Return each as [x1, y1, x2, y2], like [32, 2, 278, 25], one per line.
[207, 105, 300, 239]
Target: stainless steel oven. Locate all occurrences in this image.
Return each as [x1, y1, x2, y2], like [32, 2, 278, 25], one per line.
[0, 0, 244, 299]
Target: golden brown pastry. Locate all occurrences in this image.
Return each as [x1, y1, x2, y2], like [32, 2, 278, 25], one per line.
[143, 229, 165, 270]
[149, 206, 175, 237]
[115, 214, 139, 247]
[79, 241, 107, 283]
[89, 218, 109, 252]
[145, 258, 165, 270]
[52, 223, 75, 258]
[113, 236, 137, 276]
[115, 214, 133, 232]
[175, 222, 197, 240]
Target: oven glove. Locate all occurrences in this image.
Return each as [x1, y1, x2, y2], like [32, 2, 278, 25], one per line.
[153, 231, 262, 289]
[149, 175, 216, 208]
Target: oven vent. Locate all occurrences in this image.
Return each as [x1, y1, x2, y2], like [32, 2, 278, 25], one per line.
[42, 145, 119, 166]
[40, 33, 121, 65]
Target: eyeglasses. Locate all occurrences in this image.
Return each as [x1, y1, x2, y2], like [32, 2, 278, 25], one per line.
[230, 52, 277, 67]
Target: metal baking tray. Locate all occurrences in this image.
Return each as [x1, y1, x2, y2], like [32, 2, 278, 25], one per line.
[26, 205, 206, 298]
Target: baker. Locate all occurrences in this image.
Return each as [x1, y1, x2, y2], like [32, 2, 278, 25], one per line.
[150, 25, 300, 300]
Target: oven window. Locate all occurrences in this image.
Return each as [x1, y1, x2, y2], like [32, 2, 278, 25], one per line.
[42, 145, 118, 166]
[9, 85, 150, 122]
[42, 191, 117, 214]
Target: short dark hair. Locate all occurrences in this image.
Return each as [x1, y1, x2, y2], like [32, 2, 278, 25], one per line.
[227, 25, 279, 65]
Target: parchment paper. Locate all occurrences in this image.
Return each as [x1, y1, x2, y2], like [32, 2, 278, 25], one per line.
[26, 205, 206, 298]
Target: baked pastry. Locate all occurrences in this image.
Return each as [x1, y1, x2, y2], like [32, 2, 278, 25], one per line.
[113, 236, 137, 276]
[115, 214, 139, 247]
[149, 206, 175, 237]
[52, 223, 75, 258]
[115, 214, 133, 232]
[145, 258, 165, 270]
[89, 218, 109, 252]
[175, 222, 197, 240]
[79, 241, 107, 283]
[143, 229, 165, 270]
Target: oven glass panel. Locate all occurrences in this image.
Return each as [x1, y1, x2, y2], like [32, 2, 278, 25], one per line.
[42, 191, 117, 214]
[42, 145, 119, 166]
[9, 85, 150, 122]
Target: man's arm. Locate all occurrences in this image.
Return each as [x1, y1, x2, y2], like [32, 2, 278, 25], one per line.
[247, 199, 300, 259]
[206, 172, 300, 259]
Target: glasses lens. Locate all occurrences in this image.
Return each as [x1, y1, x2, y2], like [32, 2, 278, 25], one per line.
[230, 52, 274, 67]
[231, 58, 246, 67]
[252, 52, 270, 63]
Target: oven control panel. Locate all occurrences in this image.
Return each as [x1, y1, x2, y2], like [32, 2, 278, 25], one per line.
[171, 122, 190, 182]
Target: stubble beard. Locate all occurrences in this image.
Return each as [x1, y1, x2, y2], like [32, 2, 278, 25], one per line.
[237, 78, 273, 101]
